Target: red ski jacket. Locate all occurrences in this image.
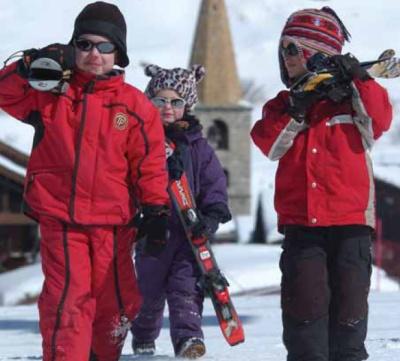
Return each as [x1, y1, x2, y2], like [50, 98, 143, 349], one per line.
[251, 79, 392, 230]
[0, 62, 169, 225]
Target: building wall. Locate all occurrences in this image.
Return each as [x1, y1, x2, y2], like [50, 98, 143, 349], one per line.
[0, 177, 38, 272]
[374, 178, 400, 281]
[375, 179, 400, 242]
[194, 105, 251, 216]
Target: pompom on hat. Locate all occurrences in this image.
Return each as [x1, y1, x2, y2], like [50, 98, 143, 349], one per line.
[70, 1, 129, 67]
[144, 64, 206, 109]
[279, 6, 351, 86]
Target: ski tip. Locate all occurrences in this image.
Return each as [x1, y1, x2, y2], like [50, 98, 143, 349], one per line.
[368, 57, 400, 79]
[378, 49, 395, 60]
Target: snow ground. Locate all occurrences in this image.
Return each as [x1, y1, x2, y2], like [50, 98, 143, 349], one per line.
[0, 244, 399, 360]
[0, 292, 399, 360]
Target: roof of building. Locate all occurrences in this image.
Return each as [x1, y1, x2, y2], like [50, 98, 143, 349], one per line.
[0, 140, 28, 185]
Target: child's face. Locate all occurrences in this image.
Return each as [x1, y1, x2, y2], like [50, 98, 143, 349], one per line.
[74, 34, 116, 75]
[281, 39, 308, 81]
[151, 89, 186, 125]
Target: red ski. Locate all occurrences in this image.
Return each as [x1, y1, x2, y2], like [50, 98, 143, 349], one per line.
[166, 142, 245, 346]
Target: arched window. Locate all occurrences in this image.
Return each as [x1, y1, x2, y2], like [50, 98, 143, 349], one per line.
[207, 119, 228, 150]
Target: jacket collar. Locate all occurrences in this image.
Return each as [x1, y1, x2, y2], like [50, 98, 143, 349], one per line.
[71, 69, 125, 93]
[165, 115, 203, 144]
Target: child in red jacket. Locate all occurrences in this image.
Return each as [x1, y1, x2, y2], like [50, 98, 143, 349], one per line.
[251, 7, 392, 361]
[0, 2, 169, 361]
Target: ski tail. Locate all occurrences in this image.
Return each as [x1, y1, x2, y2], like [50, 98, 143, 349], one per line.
[202, 270, 245, 346]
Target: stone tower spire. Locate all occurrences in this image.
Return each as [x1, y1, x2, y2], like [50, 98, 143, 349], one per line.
[190, 0, 242, 106]
[189, 0, 252, 233]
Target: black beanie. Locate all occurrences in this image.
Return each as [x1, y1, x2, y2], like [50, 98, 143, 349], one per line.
[70, 1, 129, 67]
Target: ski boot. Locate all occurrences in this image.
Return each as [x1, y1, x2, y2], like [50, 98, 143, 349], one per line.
[176, 337, 206, 359]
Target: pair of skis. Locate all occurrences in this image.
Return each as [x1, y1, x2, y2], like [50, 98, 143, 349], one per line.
[362, 49, 400, 79]
[166, 142, 244, 347]
[290, 49, 400, 98]
[316, 48, 400, 79]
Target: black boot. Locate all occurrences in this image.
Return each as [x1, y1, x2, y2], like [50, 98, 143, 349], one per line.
[132, 336, 156, 356]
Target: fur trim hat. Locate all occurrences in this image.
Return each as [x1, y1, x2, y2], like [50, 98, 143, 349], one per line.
[144, 64, 206, 109]
[279, 6, 350, 86]
[70, 1, 129, 67]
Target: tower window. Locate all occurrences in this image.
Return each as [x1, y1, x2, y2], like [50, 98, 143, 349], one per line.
[207, 119, 228, 150]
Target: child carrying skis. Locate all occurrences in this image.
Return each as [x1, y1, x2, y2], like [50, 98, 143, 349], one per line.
[251, 6, 392, 361]
[131, 64, 232, 359]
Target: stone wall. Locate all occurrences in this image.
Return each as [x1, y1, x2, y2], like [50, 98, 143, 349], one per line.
[194, 104, 251, 216]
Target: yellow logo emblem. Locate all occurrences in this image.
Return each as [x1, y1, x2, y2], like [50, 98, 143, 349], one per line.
[114, 113, 128, 130]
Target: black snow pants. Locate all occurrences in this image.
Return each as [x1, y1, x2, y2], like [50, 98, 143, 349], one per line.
[280, 225, 372, 361]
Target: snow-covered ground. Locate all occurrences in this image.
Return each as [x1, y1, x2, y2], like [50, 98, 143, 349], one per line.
[0, 245, 400, 361]
[1, 292, 399, 361]
[0, 244, 399, 360]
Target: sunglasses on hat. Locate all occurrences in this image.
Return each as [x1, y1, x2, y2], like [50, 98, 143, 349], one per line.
[151, 96, 186, 109]
[73, 38, 116, 54]
[281, 42, 300, 57]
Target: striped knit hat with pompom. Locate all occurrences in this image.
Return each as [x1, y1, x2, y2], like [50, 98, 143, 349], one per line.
[279, 7, 351, 86]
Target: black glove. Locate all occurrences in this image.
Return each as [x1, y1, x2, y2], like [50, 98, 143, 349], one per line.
[191, 218, 210, 239]
[18, 44, 75, 84]
[136, 205, 170, 257]
[329, 53, 371, 82]
[313, 76, 353, 103]
[25, 43, 75, 71]
[191, 212, 220, 240]
[287, 90, 320, 123]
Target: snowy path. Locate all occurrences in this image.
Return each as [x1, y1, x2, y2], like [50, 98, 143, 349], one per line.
[0, 291, 399, 360]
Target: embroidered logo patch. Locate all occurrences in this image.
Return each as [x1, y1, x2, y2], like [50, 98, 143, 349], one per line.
[114, 113, 128, 130]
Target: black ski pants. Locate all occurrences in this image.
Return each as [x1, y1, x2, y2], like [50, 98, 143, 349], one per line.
[280, 225, 372, 361]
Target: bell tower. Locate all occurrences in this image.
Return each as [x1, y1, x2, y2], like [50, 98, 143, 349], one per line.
[190, 0, 251, 218]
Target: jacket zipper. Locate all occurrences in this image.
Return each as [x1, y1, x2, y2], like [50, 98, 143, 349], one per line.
[69, 80, 94, 222]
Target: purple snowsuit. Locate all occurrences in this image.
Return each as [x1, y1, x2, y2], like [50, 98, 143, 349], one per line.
[131, 116, 231, 352]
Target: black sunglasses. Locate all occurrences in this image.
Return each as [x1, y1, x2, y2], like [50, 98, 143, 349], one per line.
[73, 38, 116, 54]
[281, 42, 300, 57]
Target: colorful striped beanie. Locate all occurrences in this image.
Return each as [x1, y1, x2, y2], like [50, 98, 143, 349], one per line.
[279, 7, 351, 86]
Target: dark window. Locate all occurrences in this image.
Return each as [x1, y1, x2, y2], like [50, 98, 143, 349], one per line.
[9, 191, 23, 213]
[207, 119, 228, 150]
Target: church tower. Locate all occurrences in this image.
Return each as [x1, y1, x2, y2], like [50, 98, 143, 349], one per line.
[190, 0, 251, 218]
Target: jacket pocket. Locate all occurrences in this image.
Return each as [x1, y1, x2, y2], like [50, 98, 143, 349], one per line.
[25, 168, 71, 203]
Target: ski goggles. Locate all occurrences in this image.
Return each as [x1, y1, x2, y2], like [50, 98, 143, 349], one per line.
[73, 38, 117, 54]
[151, 96, 186, 109]
[280, 42, 300, 57]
